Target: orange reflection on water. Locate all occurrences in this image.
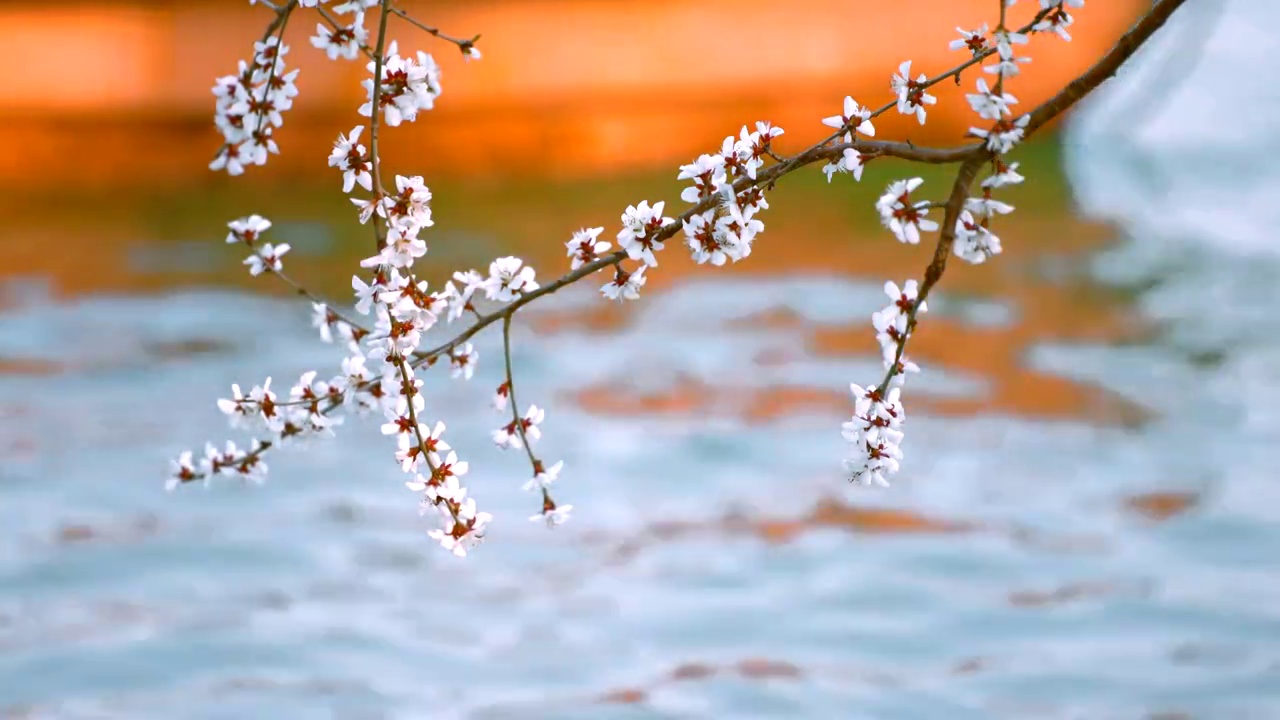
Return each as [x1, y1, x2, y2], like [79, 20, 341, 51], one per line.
[0, 0, 1146, 187]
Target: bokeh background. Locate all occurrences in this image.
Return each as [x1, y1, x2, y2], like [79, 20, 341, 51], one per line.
[2, 0, 1279, 718]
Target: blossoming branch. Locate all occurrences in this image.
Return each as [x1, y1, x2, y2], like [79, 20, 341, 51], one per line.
[172, 0, 1189, 557]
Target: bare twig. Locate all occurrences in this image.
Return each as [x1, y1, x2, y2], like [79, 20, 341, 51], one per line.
[389, 4, 480, 52]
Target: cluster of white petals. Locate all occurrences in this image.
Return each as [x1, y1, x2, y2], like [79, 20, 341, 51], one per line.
[821, 96, 874, 182]
[310, 11, 368, 60]
[842, 281, 924, 486]
[210, 37, 298, 175]
[875, 178, 939, 245]
[359, 41, 442, 127]
[891, 61, 937, 125]
[673, 122, 782, 271]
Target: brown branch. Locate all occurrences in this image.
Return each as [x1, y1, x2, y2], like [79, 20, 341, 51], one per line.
[875, 156, 984, 397]
[866, 0, 1190, 396]
[1025, 0, 1188, 135]
[185, 0, 1190, 487]
[367, 1, 392, 253]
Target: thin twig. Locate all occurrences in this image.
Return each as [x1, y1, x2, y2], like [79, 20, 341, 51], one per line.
[365, 1, 393, 256]
[501, 315, 559, 515]
[389, 4, 480, 50]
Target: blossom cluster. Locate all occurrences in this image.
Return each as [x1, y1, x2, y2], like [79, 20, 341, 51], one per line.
[840, 0, 1070, 485]
[675, 122, 784, 268]
[210, 35, 298, 175]
[359, 40, 442, 127]
[172, 0, 1122, 555]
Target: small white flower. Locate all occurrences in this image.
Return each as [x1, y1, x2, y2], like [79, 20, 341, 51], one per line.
[243, 242, 290, 276]
[362, 226, 427, 269]
[966, 78, 1017, 121]
[823, 147, 865, 184]
[821, 96, 876, 136]
[954, 210, 1004, 264]
[446, 270, 490, 320]
[1033, 8, 1075, 41]
[310, 13, 367, 61]
[491, 382, 511, 412]
[226, 215, 271, 245]
[358, 41, 442, 127]
[950, 24, 989, 55]
[486, 256, 539, 302]
[530, 501, 573, 527]
[450, 343, 478, 380]
[883, 279, 927, 318]
[994, 29, 1029, 60]
[328, 126, 373, 193]
[985, 30, 1031, 78]
[617, 201, 671, 267]
[216, 383, 253, 429]
[969, 114, 1030, 154]
[383, 175, 434, 232]
[678, 154, 728, 204]
[566, 227, 610, 270]
[875, 178, 938, 245]
[311, 303, 336, 343]
[601, 264, 647, 301]
[890, 61, 937, 125]
[683, 213, 729, 266]
[351, 274, 380, 315]
[167, 451, 199, 491]
[523, 460, 564, 492]
[965, 193, 1016, 219]
[982, 161, 1025, 188]
[333, 0, 378, 12]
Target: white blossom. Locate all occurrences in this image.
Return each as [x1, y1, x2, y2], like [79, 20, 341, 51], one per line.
[890, 61, 936, 125]
[226, 215, 271, 245]
[243, 242, 290, 276]
[822, 96, 876, 136]
[566, 227, 610, 269]
[601, 265, 647, 301]
[523, 460, 564, 492]
[954, 210, 1004, 264]
[965, 193, 1016, 219]
[166, 451, 198, 491]
[982, 160, 1025, 188]
[823, 147, 865, 183]
[328, 126, 373, 193]
[678, 154, 728, 204]
[970, 114, 1030, 154]
[1034, 8, 1076, 41]
[358, 41, 442, 127]
[450, 343, 478, 380]
[966, 78, 1017, 121]
[530, 501, 573, 527]
[950, 24, 989, 55]
[842, 383, 906, 487]
[310, 13, 367, 61]
[875, 178, 938, 244]
[485, 256, 539, 302]
[617, 201, 672, 267]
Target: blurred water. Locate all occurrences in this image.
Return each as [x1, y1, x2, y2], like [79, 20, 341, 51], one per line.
[4, 4, 1280, 718]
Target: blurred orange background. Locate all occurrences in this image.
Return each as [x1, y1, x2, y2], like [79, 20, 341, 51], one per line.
[1, 0, 1146, 187]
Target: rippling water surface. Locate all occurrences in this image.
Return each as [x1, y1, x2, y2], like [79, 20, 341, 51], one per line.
[3, 7, 1280, 718]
